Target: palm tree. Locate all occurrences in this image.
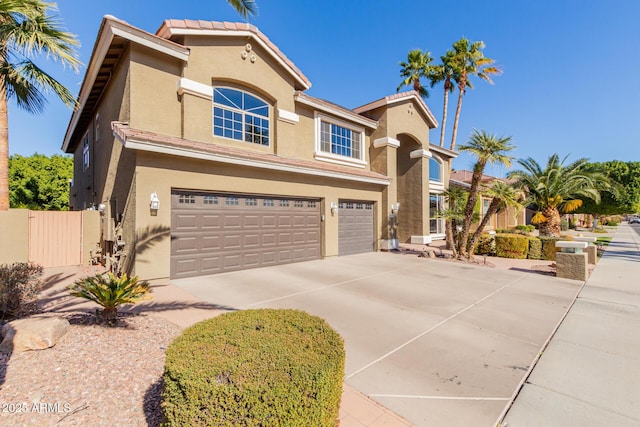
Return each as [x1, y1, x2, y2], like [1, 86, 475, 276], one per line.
[508, 154, 610, 237]
[397, 49, 434, 98]
[456, 130, 515, 259]
[467, 181, 522, 256]
[0, 0, 80, 211]
[448, 38, 501, 152]
[226, 0, 257, 18]
[429, 50, 457, 147]
[440, 185, 467, 258]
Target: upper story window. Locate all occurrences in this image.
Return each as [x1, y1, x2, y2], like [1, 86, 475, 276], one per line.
[82, 134, 90, 172]
[213, 87, 269, 146]
[315, 113, 365, 168]
[429, 156, 442, 183]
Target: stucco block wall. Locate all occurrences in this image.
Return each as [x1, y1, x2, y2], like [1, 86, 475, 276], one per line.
[132, 152, 384, 281]
[81, 210, 101, 265]
[0, 209, 29, 264]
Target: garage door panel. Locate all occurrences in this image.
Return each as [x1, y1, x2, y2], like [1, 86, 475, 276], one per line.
[171, 191, 321, 278]
[201, 214, 222, 229]
[174, 213, 198, 230]
[339, 201, 375, 256]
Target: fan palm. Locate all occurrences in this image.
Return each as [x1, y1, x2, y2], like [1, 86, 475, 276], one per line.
[397, 49, 434, 98]
[448, 38, 501, 152]
[226, 0, 257, 18]
[0, 0, 80, 211]
[429, 50, 457, 147]
[467, 181, 523, 257]
[457, 130, 515, 258]
[508, 154, 610, 237]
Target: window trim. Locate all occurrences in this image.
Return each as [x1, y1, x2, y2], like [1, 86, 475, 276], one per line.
[429, 191, 446, 236]
[314, 112, 366, 168]
[429, 154, 444, 184]
[212, 86, 271, 147]
[82, 133, 90, 172]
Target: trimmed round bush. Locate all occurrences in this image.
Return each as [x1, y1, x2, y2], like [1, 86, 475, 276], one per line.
[539, 235, 574, 260]
[495, 234, 530, 259]
[162, 309, 345, 427]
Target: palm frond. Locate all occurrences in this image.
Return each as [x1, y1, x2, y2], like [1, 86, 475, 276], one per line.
[226, 0, 257, 18]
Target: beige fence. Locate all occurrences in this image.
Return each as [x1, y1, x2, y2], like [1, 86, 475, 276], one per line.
[0, 209, 100, 267]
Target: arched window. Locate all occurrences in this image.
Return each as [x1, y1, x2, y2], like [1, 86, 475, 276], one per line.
[213, 87, 270, 146]
[429, 156, 442, 182]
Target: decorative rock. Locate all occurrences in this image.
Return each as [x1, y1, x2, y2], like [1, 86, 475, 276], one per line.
[0, 317, 70, 354]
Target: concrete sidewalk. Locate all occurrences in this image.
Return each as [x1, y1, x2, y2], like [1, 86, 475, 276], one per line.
[501, 223, 640, 426]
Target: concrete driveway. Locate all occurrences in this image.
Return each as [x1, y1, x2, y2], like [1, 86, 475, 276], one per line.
[172, 252, 581, 427]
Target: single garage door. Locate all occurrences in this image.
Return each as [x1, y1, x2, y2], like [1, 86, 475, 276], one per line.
[338, 200, 375, 256]
[171, 191, 321, 279]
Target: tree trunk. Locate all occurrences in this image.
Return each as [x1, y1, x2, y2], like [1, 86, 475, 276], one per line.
[445, 218, 457, 258]
[449, 75, 466, 151]
[101, 306, 118, 322]
[457, 161, 486, 258]
[539, 205, 561, 237]
[467, 198, 501, 259]
[0, 82, 8, 211]
[439, 78, 451, 147]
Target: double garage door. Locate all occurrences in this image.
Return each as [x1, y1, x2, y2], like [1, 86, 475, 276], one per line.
[171, 191, 321, 279]
[170, 191, 376, 279]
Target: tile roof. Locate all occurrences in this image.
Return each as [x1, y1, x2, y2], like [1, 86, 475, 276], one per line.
[450, 170, 501, 183]
[111, 122, 390, 184]
[294, 92, 378, 129]
[156, 19, 311, 89]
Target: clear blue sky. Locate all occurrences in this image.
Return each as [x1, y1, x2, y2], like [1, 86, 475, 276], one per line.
[9, 0, 640, 177]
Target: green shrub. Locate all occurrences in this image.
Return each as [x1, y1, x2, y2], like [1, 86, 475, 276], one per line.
[605, 221, 618, 226]
[0, 262, 43, 320]
[162, 309, 345, 427]
[528, 238, 542, 260]
[560, 218, 569, 231]
[515, 225, 535, 233]
[474, 233, 495, 255]
[495, 234, 530, 259]
[67, 272, 152, 321]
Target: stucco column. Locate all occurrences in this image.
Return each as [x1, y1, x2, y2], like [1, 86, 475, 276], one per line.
[409, 148, 432, 244]
[372, 137, 400, 250]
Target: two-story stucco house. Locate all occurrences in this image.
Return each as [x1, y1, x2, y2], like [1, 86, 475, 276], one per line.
[62, 16, 457, 281]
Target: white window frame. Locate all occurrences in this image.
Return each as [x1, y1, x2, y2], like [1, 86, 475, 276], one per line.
[429, 155, 444, 186]
[82, 133, 90, 172]
[429, 191, 446, 237]
[212, 87, 271, 147]
[314, 112, 366, 168]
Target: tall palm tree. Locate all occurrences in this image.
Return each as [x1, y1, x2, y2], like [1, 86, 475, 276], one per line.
[456, 130, 515, 259]
[0, 0, 80, 211]
[467, 180, 522, 256]
[226, 0, 257, 18]
[397, 49, 434, 98]
[440, 185, 467, 258]
[429, 50, 457, 147]
[508, 154, 610, 237]
[448, 38, 501, 152]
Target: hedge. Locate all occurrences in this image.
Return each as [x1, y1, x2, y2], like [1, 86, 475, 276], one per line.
[495, 234, 530, 259]
[162, 309, 345, 427]
[539, 235, 574, 261]
[528, 238, 542, 260]
[474, 233, 495, 255]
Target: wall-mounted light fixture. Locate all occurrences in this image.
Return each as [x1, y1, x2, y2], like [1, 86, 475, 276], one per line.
[150, 192, 160, 214]
[97, 203, 106, 214]
[391, 202, 400, 214]
[330, 202, 338, 215]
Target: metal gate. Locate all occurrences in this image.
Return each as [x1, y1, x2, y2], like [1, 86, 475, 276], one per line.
[28, 211, 83, 267]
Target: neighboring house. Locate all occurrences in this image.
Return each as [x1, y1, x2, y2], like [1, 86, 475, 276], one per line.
[62, 16, 456, 281]
[450, 170, 527, 230]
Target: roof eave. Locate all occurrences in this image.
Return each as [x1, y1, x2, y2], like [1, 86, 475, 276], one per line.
[61, 15, 190, 153]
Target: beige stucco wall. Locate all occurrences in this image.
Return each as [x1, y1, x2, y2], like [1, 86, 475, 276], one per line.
[0, 209, 29, 264]
[131, 152, 385, 281]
